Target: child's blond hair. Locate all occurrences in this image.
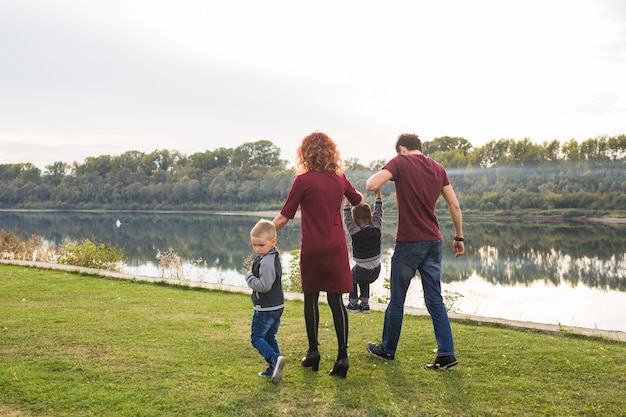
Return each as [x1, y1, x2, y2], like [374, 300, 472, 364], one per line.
[250, 219, 277, 239]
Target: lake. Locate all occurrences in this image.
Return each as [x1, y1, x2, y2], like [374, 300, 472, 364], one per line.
[1, 210, 625, 332]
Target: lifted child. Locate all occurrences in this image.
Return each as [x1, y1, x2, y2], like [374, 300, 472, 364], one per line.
[343, 189, 383, 313]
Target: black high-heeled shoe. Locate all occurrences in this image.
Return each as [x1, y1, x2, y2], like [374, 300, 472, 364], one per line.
[301, 350, 320, 371]
[329, 358, 349, 378]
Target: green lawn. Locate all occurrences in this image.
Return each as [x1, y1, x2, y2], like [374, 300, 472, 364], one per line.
[1, 264, 624, 416]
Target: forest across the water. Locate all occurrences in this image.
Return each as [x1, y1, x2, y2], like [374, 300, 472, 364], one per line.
[1, 135, 625, 217]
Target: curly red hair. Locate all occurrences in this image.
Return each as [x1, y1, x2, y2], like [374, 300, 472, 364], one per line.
[295, 131, 343, 175]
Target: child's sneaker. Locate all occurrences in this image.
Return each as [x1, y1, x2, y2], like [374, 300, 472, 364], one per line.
[360, 303, 370, 314]
[366, 342, 394, 360]
[271, 356, 286, 384]
[258, 366, 272, 377]
[346, 302, 361, 313]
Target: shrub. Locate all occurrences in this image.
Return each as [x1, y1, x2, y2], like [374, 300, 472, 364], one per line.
[0, 229, 54, 262]
[284, 249, 302, 293]
[57, 239, 126, 272]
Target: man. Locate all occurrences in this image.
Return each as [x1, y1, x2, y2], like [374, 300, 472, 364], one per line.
[365, 133, 465, 369]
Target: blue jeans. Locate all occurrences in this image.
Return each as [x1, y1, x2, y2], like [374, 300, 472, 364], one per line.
[250, 308, 283, 364]
[381, 241, 454, 357]
[349, 264, 381, 303]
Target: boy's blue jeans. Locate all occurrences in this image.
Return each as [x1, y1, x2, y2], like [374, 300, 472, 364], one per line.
[349, 264, 381, 303]
[381, 241, 455, 357]
[250, 308, 283, 364]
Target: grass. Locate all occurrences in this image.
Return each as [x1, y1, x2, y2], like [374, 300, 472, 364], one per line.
[1, 264, 625, 417]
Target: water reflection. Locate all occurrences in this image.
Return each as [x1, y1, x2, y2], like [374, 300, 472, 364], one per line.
[0, 210, 303, 274]
[438, 220, 626, 292]
[1, 211, 625, 331]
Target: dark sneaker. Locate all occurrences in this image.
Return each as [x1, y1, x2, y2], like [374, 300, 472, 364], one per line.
[366, 342, 394, 360]
[360, 303, 370, 314]
[425, 355, 458, 370]
[346, 302, 361, 313]
[258, 366, 272, 377]
[271, 356, 286, 384]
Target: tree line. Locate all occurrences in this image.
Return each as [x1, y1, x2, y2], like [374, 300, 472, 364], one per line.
[1, 135, 625, 215]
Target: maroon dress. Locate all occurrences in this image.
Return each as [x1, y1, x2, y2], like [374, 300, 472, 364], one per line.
[280, 171, 362, 294]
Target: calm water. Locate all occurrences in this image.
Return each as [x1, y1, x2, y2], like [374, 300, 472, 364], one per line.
[2, 210, 625, 332]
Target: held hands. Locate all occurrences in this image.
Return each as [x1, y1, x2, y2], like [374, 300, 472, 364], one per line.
[347, 190, 380, 206]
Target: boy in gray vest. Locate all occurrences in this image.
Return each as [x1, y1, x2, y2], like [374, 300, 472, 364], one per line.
[343, 189, 383, 313]
[245, 219, 286, 384]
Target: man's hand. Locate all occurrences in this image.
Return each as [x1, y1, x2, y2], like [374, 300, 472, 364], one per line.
[453, 241, 464, 258]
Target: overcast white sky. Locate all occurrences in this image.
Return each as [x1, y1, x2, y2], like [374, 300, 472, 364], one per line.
[1, 0, 625, 170]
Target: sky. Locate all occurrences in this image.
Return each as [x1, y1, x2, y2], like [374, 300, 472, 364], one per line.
[1, 0, 626, 170]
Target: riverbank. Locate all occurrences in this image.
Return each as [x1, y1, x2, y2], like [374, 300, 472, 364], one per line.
[235, 210, 626, 225]
[463, 214, 626, 224]
[3, 207, 626, 224]
[3, 259, 624, 343]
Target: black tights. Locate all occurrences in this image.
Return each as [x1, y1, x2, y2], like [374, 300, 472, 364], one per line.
[304, 291, 348, 360]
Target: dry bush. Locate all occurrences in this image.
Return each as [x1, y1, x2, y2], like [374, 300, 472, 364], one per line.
[0, 230, 55, 262]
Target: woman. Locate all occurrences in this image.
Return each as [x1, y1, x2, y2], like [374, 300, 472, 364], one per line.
[273, 131, 363, 378]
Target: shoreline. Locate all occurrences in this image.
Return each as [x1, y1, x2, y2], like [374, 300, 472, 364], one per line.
[462, 214, 626, 224]
[3, 208, 625, 224]
[3, 259, 625, 343]
[249, 212, 626, 224]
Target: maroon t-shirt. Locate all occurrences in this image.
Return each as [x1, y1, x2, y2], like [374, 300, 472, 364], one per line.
[383, 154, 450, 242]
[280, 171, 362, 293]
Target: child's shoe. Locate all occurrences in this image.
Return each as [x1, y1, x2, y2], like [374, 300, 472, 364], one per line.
[360, 303, 370, 314]
[271, 356, 286, 384]
[258, 366, 273, 377]
[346, 302, 361, 313]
